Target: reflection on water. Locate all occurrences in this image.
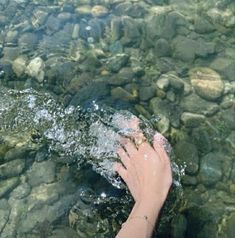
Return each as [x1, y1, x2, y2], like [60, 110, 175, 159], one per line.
[0, 0, 235, 237]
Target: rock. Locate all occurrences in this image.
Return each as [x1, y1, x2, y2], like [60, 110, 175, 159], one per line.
[108, 67, 134, 85]
[12, 56, 27, 77]
[156, 115, 170, 134]
[210, 58, 235, 81]
[18, 33, 38, 51]
[111, 87, 137, 101]
[198, 152, 223, 186]
[19, 192, 79, 234]
[150, 97, 182, 128]
[2, 47, 20, 61]
[154, 38, 172, 57]
[231, 161, 235, 183]
[139, 86, 155, 101]
[5, 30, 18, 44]
[170, 214, 187, 238]
[91, 5, 108, 18]
[182, 175, 197, 186]
[156, 75, 170, 90]
[189, 67, 224, 101]
[106, 54, 129, 73]
[191, 127, 213, 155]
[27, 160, 56, 187]
[223, 212, 235, 238]
[0, 159, 25, 179]
[45, 15, 62, 34]
[180, 93, 218, 115]
[75, 5, 92, 16]
[32, 9, 48, 29]
[110, 17, 123, 42]
[174, 141, 199, 175]
[121, 16, 141, 46]
[173, 36, 215, 62]
[0, 177, 19, 198]
[225, 131, 235, 155]
[114, 2, 148, 18]
[194, 16, 215, 33]
[166, 90, 176, 102]
[0, 199, 10, 234]
[4, 145, 29, 162]
[11, 183, 31, 199]
[168, 74, 184, 92]
[26, 57, 45, 83]
[109, 41, 124, 54]
[181, 112, 205, 128]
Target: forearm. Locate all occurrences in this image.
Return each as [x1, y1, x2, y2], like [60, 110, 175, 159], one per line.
[115, 198, 162, 238]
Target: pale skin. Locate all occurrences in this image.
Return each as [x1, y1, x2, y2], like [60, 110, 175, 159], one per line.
[114, 118, 172, 238]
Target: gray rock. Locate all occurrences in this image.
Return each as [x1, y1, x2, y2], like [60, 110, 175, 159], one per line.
[189, 67, 224, 101]
[166, 90, 176, 102]
[0, 177, 19, 198]
[198, 152, 223, 186]
[194, 16, 215, 33]
[27, 160, 56, 187]
[181, 112, 205, 128]
[121, 16, 141, 46]
[225, 131, 235, 155]
[168, 74, 184, 92]
[75, 5, 92, 17]
[139, 86, 155, 101]
[156, 115, 170, 134]
[223, 212, 235, 238]
[106, 54, 129, 73]
[0, 199, 10, 234]
[109, 41, 124, 54]
[2, 47, 20, 61]
[180, 93, 218, 115]
[108, 67, 134, 85]
[171, 214, 187, 238]
[32, 9, 49, 29]
[5, 30, 18, 44]
[110, 17, 123, 42]
[154, 38, 172, 57]
[174, 141, 199, 175]
[150, 97, 182, 128]
[19, 192, 79, 234]
[4, 145, 29, 162]
[210, 57, 235, 81]
[181, 175, 197, 186]
[18, 33, 38, 52]
[45, 15, 62, 34]
[114, 2, 148, 18]
[111, 87, 137, 101]
[11, 183, 31, 199]
[0, 159, 25, 179]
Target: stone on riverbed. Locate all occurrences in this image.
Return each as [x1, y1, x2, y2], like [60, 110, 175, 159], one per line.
[181, 112, 205, 128]
[189, 67, 224, 101]
[198, 152, 223, 186]
[0, 159, 25, 179]
[26, 57, 45, 83]
[27, 160, 56, 187]
[0, 177, 19, 198]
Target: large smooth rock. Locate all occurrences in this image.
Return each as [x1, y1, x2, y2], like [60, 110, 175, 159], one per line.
[0, 177, 19, 198]
[198, 152, 223, 186]
[106, 54, 129, 73]
[91, 5, 108, 18]
[210, 58, 235, 81]
[0, 159, 25, 179]
[174, 141, 199, 175]
[189, 67, 224, 101]
[12, 56, 27, 77]
[26, 57, 45, 83]
[180, 93, 218, 115]
[27, 160, 56, 187]
[181, 112, 205, 128]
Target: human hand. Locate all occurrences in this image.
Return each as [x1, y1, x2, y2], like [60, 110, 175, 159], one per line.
[114, 122, 172, 207]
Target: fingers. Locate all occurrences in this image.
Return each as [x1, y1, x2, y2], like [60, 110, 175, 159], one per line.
[113, 162, 128, 183]
[153, 132, 169, 162]
[121, 139, 138, 157]
[117, 147, 130, 169]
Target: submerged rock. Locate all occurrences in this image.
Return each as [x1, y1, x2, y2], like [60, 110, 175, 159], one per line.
[0, 177, 19, 198]
[189, 67, 224, 101]
[26, 57, 45, 83]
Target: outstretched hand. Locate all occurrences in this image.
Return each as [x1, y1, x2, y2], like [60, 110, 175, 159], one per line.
[114, 119, 172, 207]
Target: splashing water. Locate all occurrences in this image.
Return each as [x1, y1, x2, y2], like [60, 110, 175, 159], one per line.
[0, 87, 183, 189]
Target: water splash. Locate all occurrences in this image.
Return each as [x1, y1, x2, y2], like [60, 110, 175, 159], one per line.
[0, 87, 183, 189]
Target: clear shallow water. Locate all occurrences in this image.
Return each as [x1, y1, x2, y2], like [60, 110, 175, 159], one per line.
[0, 0, 235, 237]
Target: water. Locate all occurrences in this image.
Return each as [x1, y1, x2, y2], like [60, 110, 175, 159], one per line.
[0, 0, 235, 237]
